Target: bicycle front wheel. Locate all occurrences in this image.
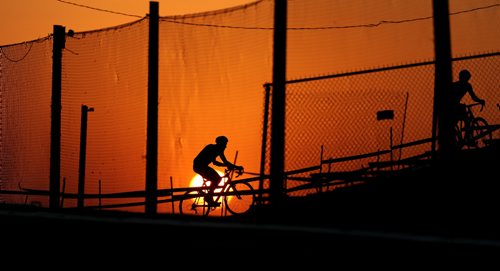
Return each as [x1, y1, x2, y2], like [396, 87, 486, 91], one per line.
[179, 190, 210, 217]
[471, 117, 492, 148]
[224, 182, 255, 215]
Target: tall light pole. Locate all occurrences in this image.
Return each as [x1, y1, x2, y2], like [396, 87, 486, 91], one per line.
[270, 0, 287, 205]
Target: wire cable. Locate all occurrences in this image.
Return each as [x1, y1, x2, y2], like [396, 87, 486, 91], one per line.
[56, 0, 143, 18]
[56, 0, 500, 31]
[162, 3, 500, 30]
[0, 42, 34, 62]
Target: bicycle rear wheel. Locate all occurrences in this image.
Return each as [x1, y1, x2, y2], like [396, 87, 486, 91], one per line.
[224, 182, 255, 215]
[454, 120, 466, 149]
[179, 190, 210, 217]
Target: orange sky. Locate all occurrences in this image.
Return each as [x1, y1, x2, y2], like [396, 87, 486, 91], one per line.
[1, 0, 498, 214]
[0, 0, 255, 46]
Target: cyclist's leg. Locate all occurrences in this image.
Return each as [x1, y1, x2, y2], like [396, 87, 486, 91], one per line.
[455, 104, 467, 139]
[453, 116, 465, 149]
[179, 190, 210, 217]
[195, 166, 219, 192]
[201, 167, 222, 207]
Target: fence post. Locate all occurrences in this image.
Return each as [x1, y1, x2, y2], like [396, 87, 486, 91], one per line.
[49, 25, 65, 210]
[259, 83, 271, 204]
[60, 177, 66, 208]
[432, 0, 454, 160]
[98, 179, 102, 210]
[270, 0, 287, 206]
[170, 176, 174, 214]
[78, 105, 94, 209]
[145, 1, 159, 215]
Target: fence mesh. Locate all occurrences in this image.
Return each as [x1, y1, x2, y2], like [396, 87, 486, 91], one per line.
[278, 54, 500, 197]
[59, 19, 150, 211]
[0, 38, 53, 205]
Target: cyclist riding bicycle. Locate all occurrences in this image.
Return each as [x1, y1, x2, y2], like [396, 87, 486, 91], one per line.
[449, 69, 485, 145]
[193, 136, 244, 207]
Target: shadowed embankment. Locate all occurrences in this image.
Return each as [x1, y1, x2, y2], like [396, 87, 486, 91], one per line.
[1, 143, 499, 263]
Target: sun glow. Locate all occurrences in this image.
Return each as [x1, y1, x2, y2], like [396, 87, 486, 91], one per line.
[189, 170, 226, 191]
[188, 170, 231, 210]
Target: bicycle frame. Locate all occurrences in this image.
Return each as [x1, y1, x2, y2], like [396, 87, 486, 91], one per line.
[208, 169, 240, 202]
[454, 102, 492, 149]
[179, 168, 255, 217]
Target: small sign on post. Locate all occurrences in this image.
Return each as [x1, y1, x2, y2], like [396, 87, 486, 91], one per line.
[377, 110, 394, 121]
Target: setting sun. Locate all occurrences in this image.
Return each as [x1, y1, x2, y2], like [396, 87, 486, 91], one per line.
[182, 170, 229, 216]
[189, 170, 225, 189]
[189, 170, 229, 208]
[181, 168, 255, 217]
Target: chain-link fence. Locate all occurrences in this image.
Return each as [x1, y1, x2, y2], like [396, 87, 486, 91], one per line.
[261, 52, 500, 197]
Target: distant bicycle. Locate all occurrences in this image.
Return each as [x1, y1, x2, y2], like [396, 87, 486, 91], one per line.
[179, 168, 255, 217]
[454, 102, 492, 149]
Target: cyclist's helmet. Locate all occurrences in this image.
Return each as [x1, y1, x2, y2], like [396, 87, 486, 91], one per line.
[459, 69, 471, 81]
[216, 136, 228, 145]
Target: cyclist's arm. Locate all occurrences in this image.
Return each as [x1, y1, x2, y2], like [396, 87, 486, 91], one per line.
[218, 152, 242, 171]
[468, 86, 485, 105]
[218, 152, 235, 168]
[213, 160, 225, 167]
[467, 86, 485, 112]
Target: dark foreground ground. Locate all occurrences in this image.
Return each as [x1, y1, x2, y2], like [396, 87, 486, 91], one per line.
[1, 145, 499, 266]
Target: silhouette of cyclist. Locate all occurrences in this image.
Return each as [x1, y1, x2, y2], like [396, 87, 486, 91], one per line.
[193, 136, 244, 207]
[449, 69, 485, 129]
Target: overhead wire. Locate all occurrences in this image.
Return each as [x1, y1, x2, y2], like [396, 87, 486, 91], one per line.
[2, 0, 498, 63]
[56, 0, 142, 18]
[56, 0, 500, 30]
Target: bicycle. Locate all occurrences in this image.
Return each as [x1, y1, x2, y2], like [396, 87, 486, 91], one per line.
[179, 168, 255, 217]
[454, 102, 492, 149]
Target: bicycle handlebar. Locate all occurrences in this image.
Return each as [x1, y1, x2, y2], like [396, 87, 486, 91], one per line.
[224, 167, 244, 178]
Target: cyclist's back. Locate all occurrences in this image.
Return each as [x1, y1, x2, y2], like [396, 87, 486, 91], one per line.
[193, 144, 221, 168]
[449, 69, 485, 122]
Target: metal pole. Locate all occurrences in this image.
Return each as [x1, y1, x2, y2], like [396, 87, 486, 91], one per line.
[60, 177, 66, 208]
[145, 1, 159, 215]
[270, 0, 287, 205]
[432, 0, 453, 160]
[49, 25, 65, 210]
[398, 92, 409, 165]
[259, 83, 271, 204]
[170, 176, 174, 214]
[98, 179, 102, 210]
[77, 105, 93, 209]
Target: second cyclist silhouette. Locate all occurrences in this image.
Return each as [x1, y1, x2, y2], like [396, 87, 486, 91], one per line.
[449, 69, 486, 146]
[193, 136, 244, 207]
[449, 69, 485, 124]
